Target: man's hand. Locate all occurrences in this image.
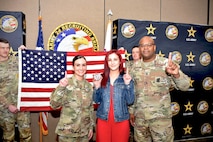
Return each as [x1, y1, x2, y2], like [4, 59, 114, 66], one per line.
[130, 114, 135, 127]
[88, 129, 93, 140]
[166, 52, 180, 78]
[8, 104, 18, 113]
[18, 45, 27, 50]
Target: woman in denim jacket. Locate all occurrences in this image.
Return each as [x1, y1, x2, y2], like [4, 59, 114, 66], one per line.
[93, 49, 135, 142]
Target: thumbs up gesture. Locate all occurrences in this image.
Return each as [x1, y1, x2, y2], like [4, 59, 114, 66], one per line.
[59, 71, 69, 87]
[123, 68, 132, 85]
[166, 52, 180, 78]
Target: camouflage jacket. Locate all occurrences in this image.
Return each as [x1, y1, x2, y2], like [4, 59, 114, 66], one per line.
[50, 75, 94, 137]
[129, 55, 190, 120]
[0, 56, 19, 109]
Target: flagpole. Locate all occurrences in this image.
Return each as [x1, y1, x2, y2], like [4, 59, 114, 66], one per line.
[38, 0, 41, 17]
[104, 9, 113, 51]
[38, 1, 43, 141]
[39, 113, 43, 142]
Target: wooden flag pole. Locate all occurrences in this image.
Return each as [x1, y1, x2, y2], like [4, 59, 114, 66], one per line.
[39, 112, 43, 142]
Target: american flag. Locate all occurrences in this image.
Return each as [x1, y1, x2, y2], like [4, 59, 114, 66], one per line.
[17, 49, 125, 111]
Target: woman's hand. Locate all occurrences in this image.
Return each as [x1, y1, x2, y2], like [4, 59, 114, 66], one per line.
[59, 72, 68, 87]
[123, 68, 132, 85]
[93, 73, 102, 89]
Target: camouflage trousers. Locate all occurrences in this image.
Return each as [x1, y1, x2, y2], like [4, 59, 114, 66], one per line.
[0, 109, 31, 142]
[58, 135, 90, 142]
[134, 117, 174, 142]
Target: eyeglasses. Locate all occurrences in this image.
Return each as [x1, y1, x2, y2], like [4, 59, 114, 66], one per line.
[138, 43, 154, 48]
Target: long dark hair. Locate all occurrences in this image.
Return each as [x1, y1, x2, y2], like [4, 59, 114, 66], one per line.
[101, 49, 124, 87]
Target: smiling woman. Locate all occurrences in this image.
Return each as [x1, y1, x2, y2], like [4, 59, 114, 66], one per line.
[93, 50, 135, 142]
[50, 55, 94, 142]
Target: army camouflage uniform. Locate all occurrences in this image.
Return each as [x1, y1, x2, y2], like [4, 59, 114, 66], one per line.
[129, 55, 190, 142]
[0, 56, 32, 142]
[50, 75, 94, 142]
[126, 60, 140, 142]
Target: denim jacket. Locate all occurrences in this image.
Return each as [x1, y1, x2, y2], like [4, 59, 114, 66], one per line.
[93, 74, 135, 122]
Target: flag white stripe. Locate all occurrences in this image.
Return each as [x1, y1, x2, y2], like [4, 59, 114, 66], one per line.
[67, 64, 104, 71]
[20, 102, 50, 107]
[20, 92, 53, 98]
[21, 82, 58, 88]
[66, 55, 106, 61]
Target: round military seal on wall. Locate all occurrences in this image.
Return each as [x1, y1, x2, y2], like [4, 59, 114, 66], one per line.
[47, 22, 99, 52]
[165, 25, 178, 40]
[201, 123, 212, 135]
[205, 28, 213, 42]
[202, 77, 213, 90]
[197, 101, 209, 114]
[171, 51, 182, 64]
[171, 102, 180, 116]
[199, 52, 211, 66]
[121, 22, 136, 38]
[0, 15, 18, 33]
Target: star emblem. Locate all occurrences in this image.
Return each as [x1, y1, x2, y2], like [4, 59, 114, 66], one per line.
[113, 23, 117, 34]
[146, 24, 156, 35]
[187, 26, 196, 37]
[125, 50, 131, 61]
[157, 50, 165, 57]
[186, 52, 195, 62]
[9, 47, 18, 56]
[189, 78, 194, 87]
[183, 124, 192, 135]
[184, 101, 193, 111]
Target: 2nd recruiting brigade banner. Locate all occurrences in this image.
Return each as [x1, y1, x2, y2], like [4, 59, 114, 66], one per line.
[113, 19, 213, 140]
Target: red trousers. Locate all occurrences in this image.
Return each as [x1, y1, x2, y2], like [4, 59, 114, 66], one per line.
[96, 118, 130, 142]
[96, 85, 130, 142]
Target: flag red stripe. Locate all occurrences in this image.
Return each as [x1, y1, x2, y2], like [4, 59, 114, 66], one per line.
[66, 70, 104, 74]
[86, 78, 93, 82]
[20, 105, 98, 111]
[21, 97, 50, 101]
[66, 51, 107, 56]
[20, 106, 53, 111]
[21, 88, 54, 92]
[66, 60, 105, 65]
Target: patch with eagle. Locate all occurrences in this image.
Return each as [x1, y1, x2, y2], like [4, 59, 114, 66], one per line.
[47, 22, 99, 52]
[0, 15, 18, 33]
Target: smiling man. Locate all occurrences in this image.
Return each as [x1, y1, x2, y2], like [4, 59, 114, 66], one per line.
[129, 36, 190, 142]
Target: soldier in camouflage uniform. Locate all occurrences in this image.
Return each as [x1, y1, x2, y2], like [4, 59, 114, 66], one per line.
[129, 36, 190, 142]
[125, 46, 141, 142]
[50, 55, 94, 142]
[126, 45, 141, 71]
[0, 38, 32, 142]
